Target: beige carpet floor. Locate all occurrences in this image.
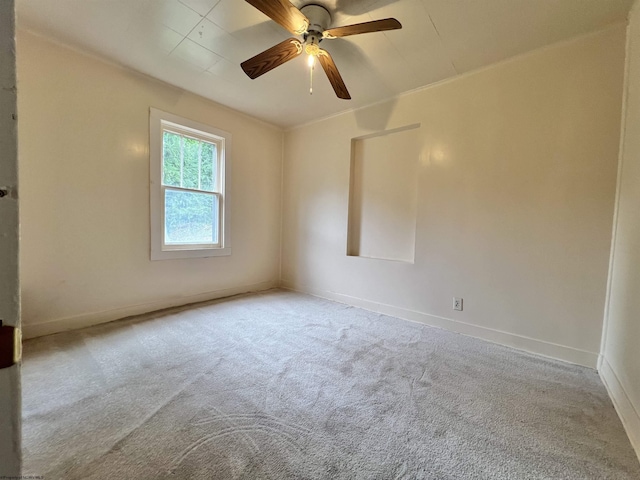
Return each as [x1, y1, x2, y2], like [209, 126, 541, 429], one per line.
[21, 289, 640, 479]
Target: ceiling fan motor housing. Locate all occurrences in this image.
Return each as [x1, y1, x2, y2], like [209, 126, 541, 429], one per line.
[301, 4, 331, 37]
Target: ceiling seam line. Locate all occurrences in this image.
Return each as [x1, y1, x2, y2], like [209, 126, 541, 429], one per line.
[426, 12, 459, 75]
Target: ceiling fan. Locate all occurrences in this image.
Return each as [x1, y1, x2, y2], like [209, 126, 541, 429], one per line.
[241, 0, 402, 100]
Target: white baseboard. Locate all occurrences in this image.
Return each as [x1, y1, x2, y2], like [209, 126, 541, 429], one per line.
[22, 280, 278, 339]
[599, 355, 640, 463]
[282, 282, 599, 368]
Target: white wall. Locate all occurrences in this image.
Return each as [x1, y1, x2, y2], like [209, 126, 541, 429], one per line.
[600, 0, 640, 460]
[17, 30, 283, 338]
[282, 26, 626, 368]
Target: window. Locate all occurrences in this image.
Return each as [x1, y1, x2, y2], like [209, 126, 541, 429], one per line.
[150, 108, 231, 260]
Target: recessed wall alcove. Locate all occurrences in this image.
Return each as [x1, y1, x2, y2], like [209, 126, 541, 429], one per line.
[347, 124, 421, 263]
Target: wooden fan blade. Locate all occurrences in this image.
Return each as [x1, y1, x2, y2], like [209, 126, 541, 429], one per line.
[245, 0, 309, 35]
[317, 49, 351, 100]
[241, 38, 303, 79]
[324, 18, 402, 38]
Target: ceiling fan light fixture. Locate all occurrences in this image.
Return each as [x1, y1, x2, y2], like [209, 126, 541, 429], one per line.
[307, 54, 316, 68]
[305, 37, 320, 71]
[305, 42, 320, 56]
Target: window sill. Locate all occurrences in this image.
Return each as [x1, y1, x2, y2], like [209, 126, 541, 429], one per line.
[150, 246, 231, 261]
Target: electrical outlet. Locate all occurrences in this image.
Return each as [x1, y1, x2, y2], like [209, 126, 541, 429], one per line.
[453, 297, 463, 311]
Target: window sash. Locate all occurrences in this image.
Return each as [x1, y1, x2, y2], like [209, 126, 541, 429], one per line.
[161, 128, 222, 193]
[161, 186, 222, 250]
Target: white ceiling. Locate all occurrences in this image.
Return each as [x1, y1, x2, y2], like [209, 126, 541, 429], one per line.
[17, 0, 633, 128]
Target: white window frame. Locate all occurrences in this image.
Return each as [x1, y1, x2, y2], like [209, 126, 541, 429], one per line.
[150, 108, 231, 260]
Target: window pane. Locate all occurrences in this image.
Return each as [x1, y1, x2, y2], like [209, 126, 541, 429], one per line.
[164, 189, 219, 245]
[182, 137, 200, 189]
[162, 132, 181, 187]
[200, 142, 217, 192]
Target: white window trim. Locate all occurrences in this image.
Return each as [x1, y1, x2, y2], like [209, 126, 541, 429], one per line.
[150, 108, 232, 260]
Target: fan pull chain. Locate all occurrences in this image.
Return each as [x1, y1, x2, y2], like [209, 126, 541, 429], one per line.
[309, 61, 314, 95]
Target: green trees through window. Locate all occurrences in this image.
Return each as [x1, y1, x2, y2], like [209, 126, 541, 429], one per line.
[162, 131, 217, 191]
